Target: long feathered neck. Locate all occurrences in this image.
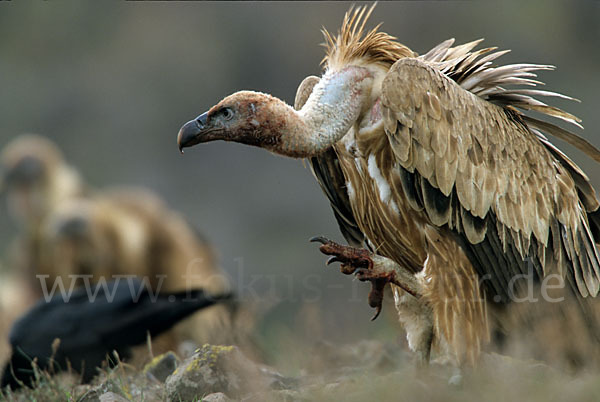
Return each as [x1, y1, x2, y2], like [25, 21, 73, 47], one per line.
[263, 66, 373, 158]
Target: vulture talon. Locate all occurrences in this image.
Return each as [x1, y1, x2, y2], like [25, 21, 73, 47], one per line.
[354, 268, 369, 281]
[326, 256, 342, 266]
[311, 236, 389, 319]
[367, 278, 388, 321]
[309, 236, 330, 244]
[370, 304, 382, 321]
[339, 263, 357, 275]
[310, 236, 373, 270]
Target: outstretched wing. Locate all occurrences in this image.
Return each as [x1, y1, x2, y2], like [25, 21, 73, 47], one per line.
[381, 56, 600, 300]
[295, 76, 365, 247]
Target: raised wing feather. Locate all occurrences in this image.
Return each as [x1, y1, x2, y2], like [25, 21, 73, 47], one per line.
[381, 57, 600, 298]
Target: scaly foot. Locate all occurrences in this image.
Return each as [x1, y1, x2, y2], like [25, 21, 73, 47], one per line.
[310, 236, 419, 320]
[311, 236, 435, 366]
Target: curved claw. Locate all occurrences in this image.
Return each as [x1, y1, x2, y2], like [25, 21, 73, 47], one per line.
[368, 278, 387, 321]
[309, 236, 330, 244]
[309, 235, 385, 321]
[370, 305, 382, 321]
[354, 268, 369, 282]
[326, 256, 342, 265]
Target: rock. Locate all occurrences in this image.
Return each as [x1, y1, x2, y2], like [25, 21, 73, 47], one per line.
[323, 382, 342, 392]
[272, 389, 307, 402]
[202, 392, 232, 402]
[243, 389, 306, 402]
[165, 344, 273, 401]
[447, 373, 463, 386]
[178, 340, 199, 358]
[143, 351, 179, 382]
[479, 352, 561, 379]
[99, 392, 130, 402]
[308, 340, 400, 373]
[77, 380, 129, 402]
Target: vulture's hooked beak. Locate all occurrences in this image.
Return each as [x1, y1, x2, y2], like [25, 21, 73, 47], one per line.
[177, 111, 209, 153]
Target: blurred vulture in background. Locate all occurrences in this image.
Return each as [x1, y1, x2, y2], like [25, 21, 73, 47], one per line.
[178, 5, 600, 369]
[0, 134, 239, 361]
[37, 188, 235, 351]
[0, 135, 87, 293]
[0, 135, 87, 366]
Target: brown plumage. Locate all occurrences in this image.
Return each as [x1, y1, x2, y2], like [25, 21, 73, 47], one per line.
[178, 5, 600, 366]
[38, 188, 235, 349]
[0, 135, 235, 353]
[0, 134, 88, 293]
[0, 274, 33, 371]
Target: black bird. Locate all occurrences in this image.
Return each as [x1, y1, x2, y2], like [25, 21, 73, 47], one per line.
[1, 278, 232, 390]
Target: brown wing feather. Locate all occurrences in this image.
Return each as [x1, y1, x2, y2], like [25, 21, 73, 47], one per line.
[381, 57, 600, 298]
[294, 76, 365, 247]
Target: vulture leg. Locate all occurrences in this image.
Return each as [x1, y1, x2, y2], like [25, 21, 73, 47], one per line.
[310, 236, 433, 364]
[310, 236, 423, 316]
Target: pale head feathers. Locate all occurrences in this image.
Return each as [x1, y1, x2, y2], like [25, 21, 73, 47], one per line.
[321, 4, 415, 70]
[1, 133, 64, 173]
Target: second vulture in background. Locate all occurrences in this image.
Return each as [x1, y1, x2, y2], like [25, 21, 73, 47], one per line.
[0, 134, 238, 356]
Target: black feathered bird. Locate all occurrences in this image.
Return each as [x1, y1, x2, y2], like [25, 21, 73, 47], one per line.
[1, 278, 232, 390]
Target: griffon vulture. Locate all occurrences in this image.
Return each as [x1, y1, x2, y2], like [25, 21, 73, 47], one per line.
[0, 134, 87, 292]
[37, 188, 236, 348]
[177, 5, 600, 366]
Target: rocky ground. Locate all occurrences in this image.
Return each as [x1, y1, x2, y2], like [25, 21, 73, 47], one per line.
[2, 339, 600, 402]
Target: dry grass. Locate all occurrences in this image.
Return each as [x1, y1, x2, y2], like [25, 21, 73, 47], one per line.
[3, 337, 600, 402]
[3, 279, 600, 401]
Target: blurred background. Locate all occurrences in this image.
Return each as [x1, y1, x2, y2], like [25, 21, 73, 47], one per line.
[0, 1, 598, 366]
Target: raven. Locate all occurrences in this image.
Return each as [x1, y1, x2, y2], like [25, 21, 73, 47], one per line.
[1, 278, 232, 390]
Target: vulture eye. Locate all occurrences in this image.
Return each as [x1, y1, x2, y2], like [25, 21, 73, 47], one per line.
[221, 107, 234, 121]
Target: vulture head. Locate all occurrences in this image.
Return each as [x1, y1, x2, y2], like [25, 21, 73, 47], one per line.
[178, 66, 383, 158]
[178, 91, 291, 152]
[177, 4, 415, 158]
[40, 199, 107, 279]
[0, 134, 83, 226]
